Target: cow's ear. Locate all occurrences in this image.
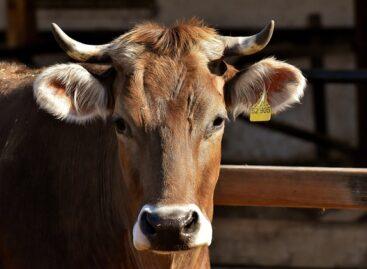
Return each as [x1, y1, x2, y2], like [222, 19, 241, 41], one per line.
[225, 57, 306, 118]
[33, 63, 115, 124]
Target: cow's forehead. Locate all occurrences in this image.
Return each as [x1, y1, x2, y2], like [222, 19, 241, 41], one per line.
[109, 19, 225, 67]
[115, 53, 225, 129]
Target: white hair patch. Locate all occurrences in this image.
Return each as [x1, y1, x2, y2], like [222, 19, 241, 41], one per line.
[33, 63, 109, 124]
[230, 57, 306, 118]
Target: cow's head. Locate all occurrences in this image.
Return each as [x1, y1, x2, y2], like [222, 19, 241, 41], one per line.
[34, 19, 305, 252]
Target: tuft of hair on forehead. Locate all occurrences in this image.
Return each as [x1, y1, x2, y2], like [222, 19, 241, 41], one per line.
[112, 18, 224, 59]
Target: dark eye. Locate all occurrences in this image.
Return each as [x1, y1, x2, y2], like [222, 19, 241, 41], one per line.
[208, 60, 227, 76]
[205, 115, 226, 139]
[113, 116, 128, 135]
[213, 116, 225, 128]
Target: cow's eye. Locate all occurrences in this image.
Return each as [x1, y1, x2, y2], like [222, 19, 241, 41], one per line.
[205, 115, 226, 138]
[212, 116, 225, 128]
[208, 60, 227, 76]
[112, 116, 129, 135]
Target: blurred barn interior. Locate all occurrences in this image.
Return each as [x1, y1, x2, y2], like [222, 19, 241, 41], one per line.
[1, 0, 366, 268]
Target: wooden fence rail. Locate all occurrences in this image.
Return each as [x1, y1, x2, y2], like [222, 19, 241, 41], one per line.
[215, 165, 367, 209]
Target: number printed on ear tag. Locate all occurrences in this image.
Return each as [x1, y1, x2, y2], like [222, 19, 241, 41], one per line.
[249, 90, 272, 122]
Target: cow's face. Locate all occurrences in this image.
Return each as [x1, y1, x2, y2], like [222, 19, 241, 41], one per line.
[34, 20, 306, 252]
[113, 52, 227, 251]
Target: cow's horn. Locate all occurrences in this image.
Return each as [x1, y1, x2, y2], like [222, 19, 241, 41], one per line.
[51, 23, 110, 62]
[221, 20, 274, 56]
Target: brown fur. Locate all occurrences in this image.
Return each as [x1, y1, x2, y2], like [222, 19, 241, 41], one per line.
[0, 20, 238, 269]
[117, 18, 218, 56]
[0, 63, 40, 94]
[0, 21, 228, 269]
[110, 19, 224, 66]
[112, 29, 227, 267]
[0, 19, 305, 269]
[0, 55, 225, 268]
[0, 66, 126, 268]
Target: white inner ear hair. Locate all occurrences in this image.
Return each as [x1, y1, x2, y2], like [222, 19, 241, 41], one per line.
[33, 63, 109, 124]
[262, 58, 306, 113]
[231, 57, 306, 118]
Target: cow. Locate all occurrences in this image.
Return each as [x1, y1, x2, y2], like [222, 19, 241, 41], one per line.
[0, 19, 306, 269]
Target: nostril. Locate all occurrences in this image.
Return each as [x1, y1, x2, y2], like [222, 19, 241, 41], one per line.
[183, 211, 199, 234]
[140, 212, 156, 236]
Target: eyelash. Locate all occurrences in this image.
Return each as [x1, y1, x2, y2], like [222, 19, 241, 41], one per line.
[208, 60, 227, 76]
[213, 116, 225, 128]
[205, 115, 226, 139]
[112, 116, 129, 136]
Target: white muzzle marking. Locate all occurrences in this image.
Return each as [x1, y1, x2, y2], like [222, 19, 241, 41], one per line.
[132, 204, 212, 251]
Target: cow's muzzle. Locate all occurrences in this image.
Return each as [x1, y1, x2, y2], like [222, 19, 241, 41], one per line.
[133, 204, 212, 252]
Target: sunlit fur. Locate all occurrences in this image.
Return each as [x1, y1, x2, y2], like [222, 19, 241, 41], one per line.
[110, 18, 224, 63]
[33, 64, 109, 123]
[0, 19, 307, 269]
[226, 57, 306, 118]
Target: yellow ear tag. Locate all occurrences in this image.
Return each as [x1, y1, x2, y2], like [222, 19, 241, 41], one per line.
[249, 90, 272, 122]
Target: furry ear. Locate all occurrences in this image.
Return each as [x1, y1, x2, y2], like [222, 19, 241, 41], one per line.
[225, 57, 306, 118]
[33, 63, 115, 124]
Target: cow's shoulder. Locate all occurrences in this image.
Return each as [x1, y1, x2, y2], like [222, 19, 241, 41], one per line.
[0, 62, 41, 96]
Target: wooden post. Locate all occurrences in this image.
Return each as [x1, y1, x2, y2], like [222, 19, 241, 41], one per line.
[355, 0, 367, 165]
[6, 0, 36, 48]
[215, 165, 367, 209]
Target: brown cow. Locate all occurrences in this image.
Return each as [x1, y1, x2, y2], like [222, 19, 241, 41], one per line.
[0, 19, 306, 268]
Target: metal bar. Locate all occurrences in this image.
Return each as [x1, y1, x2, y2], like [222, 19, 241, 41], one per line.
[304, 69, 367, 83]
[212, 264, 359, 269]
[309, 14, 328, 159]
[240, 117, 356, 155]
[215, 165, 367, 209]
[0, 28, 353, 59]
[354, 0, 367, 166]
[1, 42, 366, 85]
[35, 0, 156, 9]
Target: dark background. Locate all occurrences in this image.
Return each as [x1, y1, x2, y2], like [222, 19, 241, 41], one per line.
[1, 0, 367, 268]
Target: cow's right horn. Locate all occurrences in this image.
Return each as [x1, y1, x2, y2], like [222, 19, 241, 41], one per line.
[51, 23, 111, 62]
[221, 20, 275, 56]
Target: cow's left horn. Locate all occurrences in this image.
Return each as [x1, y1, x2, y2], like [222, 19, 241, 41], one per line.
[221, 20, 274, 56]
[51, 23, 110, 62]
